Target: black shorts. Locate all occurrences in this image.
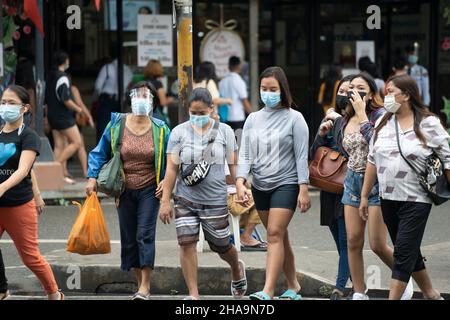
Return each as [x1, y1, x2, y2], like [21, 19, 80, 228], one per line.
[251, 184, 299, 212]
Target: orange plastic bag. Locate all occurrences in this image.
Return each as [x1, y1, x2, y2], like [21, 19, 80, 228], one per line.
[67, 192, 111, 255]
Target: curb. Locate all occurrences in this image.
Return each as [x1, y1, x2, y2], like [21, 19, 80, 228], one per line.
[11, 263, 449, 300]
[48, 263, 334, 298]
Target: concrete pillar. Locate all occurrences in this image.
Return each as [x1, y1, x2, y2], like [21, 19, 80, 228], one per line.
[249, 0, 259, 110]
[174, 0, 193, 124]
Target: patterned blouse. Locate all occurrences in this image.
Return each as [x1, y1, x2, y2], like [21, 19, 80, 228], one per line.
[121, 126, 156, 190]
[343, 131, 369, 173]
[368, 116, 450, 204]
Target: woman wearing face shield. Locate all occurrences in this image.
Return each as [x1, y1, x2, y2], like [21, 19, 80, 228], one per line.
[86, 81, 170, 300]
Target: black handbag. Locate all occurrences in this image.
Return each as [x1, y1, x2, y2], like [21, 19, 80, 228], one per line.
[395, 119, 450, 205]
[180, 120, 220, 187]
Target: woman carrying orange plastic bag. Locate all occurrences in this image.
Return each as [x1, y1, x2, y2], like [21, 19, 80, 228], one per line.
[67, 192, 111, 255]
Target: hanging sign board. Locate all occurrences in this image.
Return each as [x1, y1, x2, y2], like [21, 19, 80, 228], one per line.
[138, 14, 173, 67]
[200, 18, 245, 79]
[356, 41, 376, 65]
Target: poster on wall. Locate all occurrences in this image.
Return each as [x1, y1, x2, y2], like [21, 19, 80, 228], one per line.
[105, 0, 159, 31]
[138, 15, 173, 67]
[356, 41, 375, 65]
[200, 21, 245, 79]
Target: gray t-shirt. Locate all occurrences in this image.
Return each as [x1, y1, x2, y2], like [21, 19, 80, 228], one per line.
[236, 107, 310, 191]
[167, 120, 238, 205]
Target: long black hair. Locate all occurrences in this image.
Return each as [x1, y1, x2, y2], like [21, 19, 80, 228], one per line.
[188, 88, 213, 108]
[374, 74, 434, 145]
[343, 72, 383, 119]
[194, 61, 218, 85]
[2, 85, 31, 105]
[334, 75, 354, 114]
[322, 64, 342, 106]
[259, 66, 295, 109]
[48, 51, 69, 82]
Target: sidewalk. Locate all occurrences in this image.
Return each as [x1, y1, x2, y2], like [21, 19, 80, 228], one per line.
[41, 179, 108, 205]
[43, 240, 450, 299]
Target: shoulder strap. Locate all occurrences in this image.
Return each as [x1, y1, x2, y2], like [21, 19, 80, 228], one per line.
[117, 116, 126, 153]
[394, 117, 420, 175]
[203, 120, 220, 161]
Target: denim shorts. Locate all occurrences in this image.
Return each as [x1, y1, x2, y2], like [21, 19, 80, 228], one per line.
[252, 184, 299, 212]
[341, 169, 380, 208]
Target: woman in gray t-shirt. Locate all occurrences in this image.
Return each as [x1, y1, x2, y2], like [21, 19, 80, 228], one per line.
[159, 88, 247, 300]
[236, 67, 311, 300]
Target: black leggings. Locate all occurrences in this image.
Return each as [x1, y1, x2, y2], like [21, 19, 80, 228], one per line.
[0, 248, 7, 293]
[380, 199, 431, 283]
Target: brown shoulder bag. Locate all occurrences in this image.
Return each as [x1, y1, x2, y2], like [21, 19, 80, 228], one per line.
[309, 146, 348, 195]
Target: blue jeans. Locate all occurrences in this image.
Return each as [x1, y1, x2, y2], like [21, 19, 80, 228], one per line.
[342, 169, 380, 207]
[117, 185, 160, 271]
[329, 215, 351, 291]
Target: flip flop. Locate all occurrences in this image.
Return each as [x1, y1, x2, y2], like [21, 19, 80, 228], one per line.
[231, 260, 247, 299]
[278, 289, 302, 300]
[241, 241, 268, 252]
[249, 291, 272, 300]
[183, 296, 200, 300]
[64, 177, 77, 185]
[131, 292, 151, 300]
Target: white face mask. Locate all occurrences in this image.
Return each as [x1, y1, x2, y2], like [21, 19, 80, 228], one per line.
[384, 95, 402, 113]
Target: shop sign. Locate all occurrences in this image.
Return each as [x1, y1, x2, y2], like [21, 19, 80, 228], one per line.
[138, 14, 173, 67]
[356, 41, 375, 65]
[200, 18, 245, 79]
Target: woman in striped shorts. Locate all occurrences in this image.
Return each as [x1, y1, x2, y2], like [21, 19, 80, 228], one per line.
[159, 88, 247, 300]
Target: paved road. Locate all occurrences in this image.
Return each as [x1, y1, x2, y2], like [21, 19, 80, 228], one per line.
[2, 193, 450, 296]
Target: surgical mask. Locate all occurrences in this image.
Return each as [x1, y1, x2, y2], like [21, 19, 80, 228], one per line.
[335, 95, 350, 110]
[190, 114, 211, 128]
[64, 63, 70, 72]
[348, 91, 367, 101]
[384, 95, 402, 113]
[408, 55, 419, 65]
[261, 91, 281, 108]
[131, 98, 152, 116]
[0, 104, 22, 123]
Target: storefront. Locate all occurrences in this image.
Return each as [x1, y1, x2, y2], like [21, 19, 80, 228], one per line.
[1, 0, 450, 137]
[194, 0, 450, 136]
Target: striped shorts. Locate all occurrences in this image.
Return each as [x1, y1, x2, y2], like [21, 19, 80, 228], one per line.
[173, 196, 232, 254]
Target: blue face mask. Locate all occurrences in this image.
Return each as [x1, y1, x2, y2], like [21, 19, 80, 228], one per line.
[261, 91, 281, 108]
[131, 98, 152, 116]
[408, 55, 419, 65]
[0, 104, 22, 123]
[190, 114, 211, 128]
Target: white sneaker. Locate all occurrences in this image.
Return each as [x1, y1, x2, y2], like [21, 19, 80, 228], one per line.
[401, 278, 414, 300]
[352, 292, 369, 300]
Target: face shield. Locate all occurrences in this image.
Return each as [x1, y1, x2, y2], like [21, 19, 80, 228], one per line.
[129, 87, 154, 116]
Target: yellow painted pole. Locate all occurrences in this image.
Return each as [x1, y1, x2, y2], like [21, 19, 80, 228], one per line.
[174, 0, 193, 124]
